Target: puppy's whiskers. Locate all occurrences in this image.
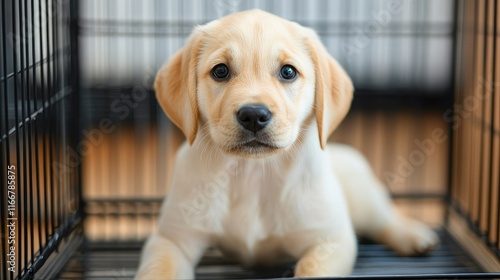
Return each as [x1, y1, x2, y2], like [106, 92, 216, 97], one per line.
[197, 123, 214, 162]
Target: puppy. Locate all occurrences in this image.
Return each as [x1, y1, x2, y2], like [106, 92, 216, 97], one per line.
[136, 10, 439, 279]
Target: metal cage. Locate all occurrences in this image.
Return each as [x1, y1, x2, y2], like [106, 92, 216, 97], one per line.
[1, 0, 81, 279]
[1, 0, 500, 279]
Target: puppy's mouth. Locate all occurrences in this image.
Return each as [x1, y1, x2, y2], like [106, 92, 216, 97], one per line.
[228, 139, 282, 156]
[241, 140, 278, 149]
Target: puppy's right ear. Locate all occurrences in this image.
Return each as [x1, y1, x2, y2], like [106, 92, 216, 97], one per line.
[303, 28, 353, 150]
[155, 29, 204, 145]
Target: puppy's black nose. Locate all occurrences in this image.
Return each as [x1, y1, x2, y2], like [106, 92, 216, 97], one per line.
[237, 105, 272, 132]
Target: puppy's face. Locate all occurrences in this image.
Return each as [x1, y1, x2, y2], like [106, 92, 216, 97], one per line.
[155, 10, 353, 158]
[196, 13, 315, 156]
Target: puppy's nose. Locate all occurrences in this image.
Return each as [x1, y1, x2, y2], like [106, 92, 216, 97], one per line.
[237, 105, 272, 132]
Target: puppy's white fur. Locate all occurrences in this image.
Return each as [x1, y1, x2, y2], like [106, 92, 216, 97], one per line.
[136, 10, 438, 279]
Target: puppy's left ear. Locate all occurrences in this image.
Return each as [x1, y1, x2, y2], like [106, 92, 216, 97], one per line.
[155, 28, 204, 145]
[304, 29, 354, 149]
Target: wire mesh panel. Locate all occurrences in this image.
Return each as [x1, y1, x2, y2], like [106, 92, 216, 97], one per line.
[60, 231, 487, 279]
[450, 0, 500, 264]
[0, 0, 81, 279]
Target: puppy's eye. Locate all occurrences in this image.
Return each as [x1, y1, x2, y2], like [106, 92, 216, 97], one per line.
[279, 65, 297, 81]
[211, 64, 230, 80]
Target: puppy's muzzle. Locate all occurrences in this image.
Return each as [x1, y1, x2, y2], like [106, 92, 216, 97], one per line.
[236, 105, 272, 132]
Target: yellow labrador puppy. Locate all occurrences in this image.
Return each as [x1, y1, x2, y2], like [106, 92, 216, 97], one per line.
[136, 10, 438, 279]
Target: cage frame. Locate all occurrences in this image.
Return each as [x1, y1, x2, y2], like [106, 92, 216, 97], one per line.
[1, 0, 500, 279]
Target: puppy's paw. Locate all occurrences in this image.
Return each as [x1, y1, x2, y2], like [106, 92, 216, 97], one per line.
[135, 256, 177, 280]
[377, 216, 439, 256]
[399, 221, 439, 256]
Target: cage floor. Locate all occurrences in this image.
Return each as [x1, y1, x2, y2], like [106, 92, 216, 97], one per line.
[57, 230, 487, 279]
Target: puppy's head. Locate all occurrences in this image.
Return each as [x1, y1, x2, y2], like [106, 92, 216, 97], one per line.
[155, 10, 353, 157]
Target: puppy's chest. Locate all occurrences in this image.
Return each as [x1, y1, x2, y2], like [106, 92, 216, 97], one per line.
[213, 165, 290, 263]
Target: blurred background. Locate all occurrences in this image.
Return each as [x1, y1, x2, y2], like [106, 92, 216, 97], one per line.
[1, 0, 499, 279]
[79, 0, 454, 92]
[78, 0, 454, 241]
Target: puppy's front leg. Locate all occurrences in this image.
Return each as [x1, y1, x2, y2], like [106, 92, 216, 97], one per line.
[135, 233, 197, 280]
[294, 232, 357, 277]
